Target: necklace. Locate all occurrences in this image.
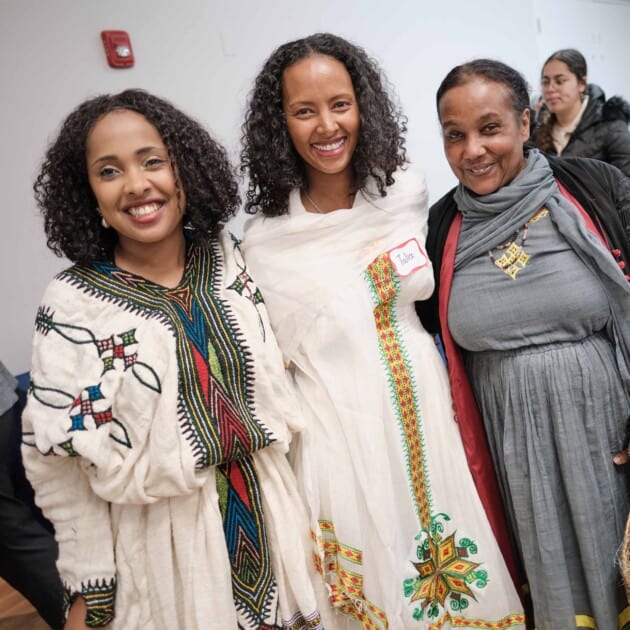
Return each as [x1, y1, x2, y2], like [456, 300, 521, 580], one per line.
[303, 189, 357, 214]
[487, 207, 548, 279]
[303, 190, 326, 214]
[488, 225, 530, 280]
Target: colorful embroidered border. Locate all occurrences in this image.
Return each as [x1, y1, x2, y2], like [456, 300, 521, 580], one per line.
[60, 241, 275, 469]
[365, 253, 512, 624]
[283, 609, 324, 630]
[56, 241, 280, 626]
[63, 578, 116, 627]
[314, 520, 388, 629]
[365, 253, 431, 528]
[428, 612, 526, 629]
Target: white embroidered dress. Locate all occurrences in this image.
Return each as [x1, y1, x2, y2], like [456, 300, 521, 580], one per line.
[22, 232, 331, 630]
[242, 169, 525, 630]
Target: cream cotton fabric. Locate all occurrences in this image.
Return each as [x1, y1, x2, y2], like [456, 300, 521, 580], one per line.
[242, 169, 524, 630]
[22, 231, 331, 630]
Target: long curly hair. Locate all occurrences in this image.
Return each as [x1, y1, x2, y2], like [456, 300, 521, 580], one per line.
[240, 33, 407, 216]
[34, 89, 240, 264]
[535, 49, 587, 153]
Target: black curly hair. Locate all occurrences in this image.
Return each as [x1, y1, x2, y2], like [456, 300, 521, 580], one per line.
[240, 32, 407, 216]
[34, 89, 240, 264]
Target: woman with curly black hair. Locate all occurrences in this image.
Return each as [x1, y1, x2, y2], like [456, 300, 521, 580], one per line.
[22, 89, 331, 629]
[241, 34, 524, 628]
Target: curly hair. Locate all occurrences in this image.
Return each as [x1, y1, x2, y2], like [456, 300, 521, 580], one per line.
[436, 58, 531, 119]
[535, 49, 587, 153]
[34, 89, 240, 264]
[240, 33, 407, 216]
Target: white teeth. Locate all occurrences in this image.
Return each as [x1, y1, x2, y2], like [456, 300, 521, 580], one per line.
[128, 202, 161, 217]
[313, 138, 345, 151]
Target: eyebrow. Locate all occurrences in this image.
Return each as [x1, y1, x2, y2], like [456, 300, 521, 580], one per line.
[285, 93, 354, 109]
[89, 146, 164, 168]
[542, 73, 568, 80]
[441, 112, 499, 127]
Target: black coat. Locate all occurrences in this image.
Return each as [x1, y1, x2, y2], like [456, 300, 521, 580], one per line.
[416, 155, 630, 337]
[534, 83, 630, 177]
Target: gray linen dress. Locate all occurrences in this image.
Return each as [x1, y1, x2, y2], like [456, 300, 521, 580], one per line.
[448, 207, 630, 630]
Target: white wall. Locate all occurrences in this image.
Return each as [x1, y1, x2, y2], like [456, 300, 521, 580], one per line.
[1, 0, 628, 373]
[532, 0, 630, 101]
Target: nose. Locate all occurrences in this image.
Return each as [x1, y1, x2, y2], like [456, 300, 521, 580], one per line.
[316, 110, 339, 136]
[123, 166, 150, 196]
[462, 134, 486, 160]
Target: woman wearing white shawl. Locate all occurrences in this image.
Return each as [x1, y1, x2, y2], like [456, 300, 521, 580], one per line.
[241, 33, 525, 630]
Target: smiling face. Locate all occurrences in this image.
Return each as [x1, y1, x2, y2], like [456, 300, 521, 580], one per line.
[438, 78, 530, 196]
[541, 59, 586, 120]
[282, 53, 360, 186]
[86, 109, 185, 255]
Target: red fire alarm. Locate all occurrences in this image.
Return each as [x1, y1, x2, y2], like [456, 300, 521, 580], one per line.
[101, 31, 134, 68]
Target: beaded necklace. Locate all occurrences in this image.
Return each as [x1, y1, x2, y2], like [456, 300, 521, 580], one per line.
[487, 207, 548, 279]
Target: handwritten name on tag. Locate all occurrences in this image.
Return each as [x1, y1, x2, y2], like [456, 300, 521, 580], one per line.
[388, 238, 428, 277]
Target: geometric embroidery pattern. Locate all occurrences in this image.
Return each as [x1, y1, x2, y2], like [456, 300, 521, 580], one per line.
[61, 578, 116, 628]
[227, 233, 266, 341]
[313, 519, 387, 629]
[364, 254, 521, 627]
[54, 239, 280, 627]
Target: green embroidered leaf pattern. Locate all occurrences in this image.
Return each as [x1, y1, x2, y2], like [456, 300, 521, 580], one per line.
[131, 362, 162, 393]
[30, 384, 74, 409]
[109, 419, 132, 448]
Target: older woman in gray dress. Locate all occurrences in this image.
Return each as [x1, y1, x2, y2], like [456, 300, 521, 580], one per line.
[416, 58, 630, 629]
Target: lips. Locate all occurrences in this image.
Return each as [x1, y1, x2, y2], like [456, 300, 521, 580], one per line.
[124, 201, 163, 219]
[466, 163, 494, 176]
[311, 137, 347, 155]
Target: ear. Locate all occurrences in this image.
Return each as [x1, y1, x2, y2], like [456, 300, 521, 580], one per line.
[519, 108, 531, 142]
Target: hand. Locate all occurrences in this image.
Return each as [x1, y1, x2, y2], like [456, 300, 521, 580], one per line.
[613, 419, 630, 467]
[613, 447, 630, 466]
[64, 597, 89, 630]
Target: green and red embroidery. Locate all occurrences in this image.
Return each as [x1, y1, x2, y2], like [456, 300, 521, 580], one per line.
[365, 253, 488, 623]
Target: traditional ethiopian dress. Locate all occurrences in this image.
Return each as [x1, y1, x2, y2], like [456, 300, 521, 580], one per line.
[22, 232, 330, 629]
[242, 169, 525, 629]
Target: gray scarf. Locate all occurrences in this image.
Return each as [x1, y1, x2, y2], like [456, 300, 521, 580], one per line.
[454, 149, 630, 388]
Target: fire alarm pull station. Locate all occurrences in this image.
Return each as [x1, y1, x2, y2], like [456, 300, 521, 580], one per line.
[101, 31, 134, 68]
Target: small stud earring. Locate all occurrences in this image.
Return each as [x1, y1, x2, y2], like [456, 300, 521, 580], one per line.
[99, 211, 109, 229]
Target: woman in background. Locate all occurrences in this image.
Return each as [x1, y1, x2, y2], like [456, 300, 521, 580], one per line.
[22, 89, 330, 629]
[241, 32, 524, 629]
[418, 58, 630, 629]
[534, 48, 630, 177]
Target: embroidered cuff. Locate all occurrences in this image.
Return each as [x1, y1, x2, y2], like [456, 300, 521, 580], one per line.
[64, 577, 116, 627]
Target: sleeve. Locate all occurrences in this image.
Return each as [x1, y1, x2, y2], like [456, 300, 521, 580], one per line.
[604, 120, 630, 178]
[22, 307, 117, 627]
[20, 448, 116, 627]
[611, 163, 630, 242]
[23, 277, 214, 508]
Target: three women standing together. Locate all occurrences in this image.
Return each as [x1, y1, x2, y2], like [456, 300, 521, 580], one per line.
[22, 32, 629, 630]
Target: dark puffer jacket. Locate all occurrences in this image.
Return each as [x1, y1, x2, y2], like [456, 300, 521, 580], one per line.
[533, 83, 630, 177]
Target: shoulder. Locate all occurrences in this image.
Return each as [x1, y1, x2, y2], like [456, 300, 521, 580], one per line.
[382, 166, 428, 202]
[38, 263, 94, 307]
[548, 153, 623, 183]
[602, 95, 630, 124]
[428, 186, 458, 222]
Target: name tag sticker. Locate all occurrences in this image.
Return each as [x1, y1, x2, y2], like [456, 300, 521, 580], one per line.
[388, 238, 428, 277]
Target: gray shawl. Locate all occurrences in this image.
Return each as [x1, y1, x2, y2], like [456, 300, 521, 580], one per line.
[454, 149, 630, 388]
